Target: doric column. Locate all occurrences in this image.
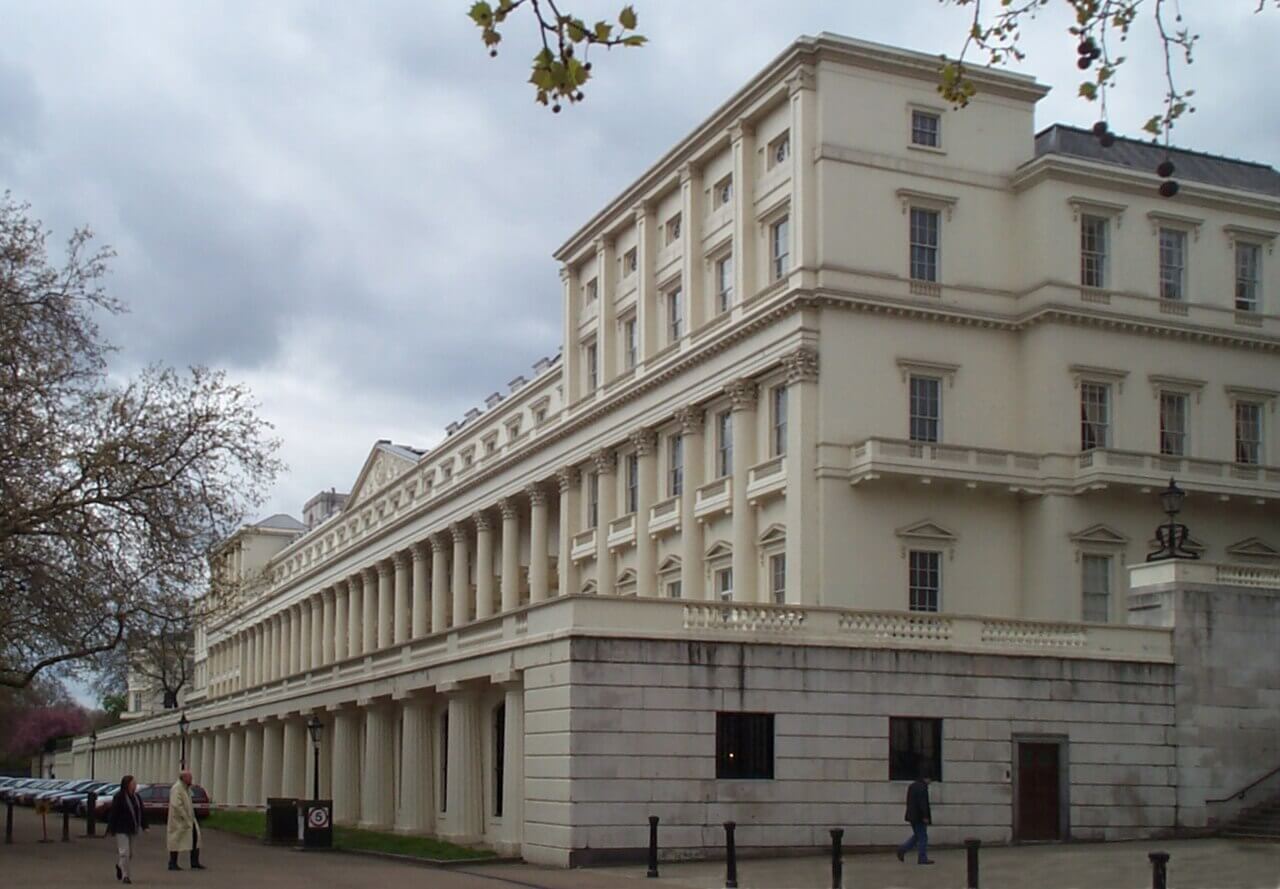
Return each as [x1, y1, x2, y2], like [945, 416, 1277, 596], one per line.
[334, 580, 349, 662]
[499, 498, 521, 612]
[396, 696, 434, 834]
[632, 428, 658, 596]
[377, 561, 394, 650]
[321, 588, 335, 666]
[360, 704, 394, 829]
[678, 406, 706, 599]
[260, 719, 283, 800]
[212, 730, 229, 805]
[362, 567, 378, 653]
[730, 120, 757, 312]
[200, 732, 216, 795]
[592, 449, 617, 597]
[475, 512, 495, 620]
[299, 599, 313, 672]
[411, 543, 430, 637]
[241, 723, 262, 807]
[281, 718, 306, 800]
[728, 379, 759, 602]
[331, 710, 361, 825]
[188, 734, 203, 777]
[679, 163, 704, 333]
[595, 236, 618, 385]
[502, 685, 526, 849]
[783, 346, 819, 604]
[225, 728, 244, 806]
[557, 467, 580, 597]
[310, 594, 323, 667]
[349, 572, 364, 658]
[451, 523, 470, 627]
[443, 690, 483, 844]
[393, 552, 411, 644]
[528, 485, 550, 603]
[430, 534, 449, 633]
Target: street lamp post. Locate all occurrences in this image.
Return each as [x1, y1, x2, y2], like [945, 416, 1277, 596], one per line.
[1146, 477, 1200, 561]
[89, 729, 97, 781]
[178, 712, 189, 770]
[306, 716, 323, 801]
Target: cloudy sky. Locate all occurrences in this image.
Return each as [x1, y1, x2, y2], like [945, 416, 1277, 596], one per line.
[4, 0, 1279, 525]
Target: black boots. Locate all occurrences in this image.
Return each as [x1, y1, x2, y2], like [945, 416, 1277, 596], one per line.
[190, 848, 206, 870]
[168, 851, 182, 871]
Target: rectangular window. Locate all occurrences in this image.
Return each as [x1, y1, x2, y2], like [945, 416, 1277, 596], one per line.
[492, 704, 505, 817]
[716, 410, 733, 478]
[1159, 392, 1188, 456]
[910, 110, 940, 148]
[1236, 243, 1261, 312]
[770, 554, 786, 605]
[889, 717, 942, 782]
[585, 341, 598, 392]
[771, 217, 790, 281]
[716, 254, 734, 314]
[908, 550, 940, 612]
[669, 434, 683, 496]
[1159, 228, 1187, 301]
[624, 247, 638, 275]
[626, 453, 639, 514]
[715, 567, 734, 602]
[771, 386, 788, 456]
[1081, 215, 1108, 288]
[769, 132, 790, 168]
[584, 277, 598, 303]
[909, 208, 939, 282]
[586, 471, 599, 529]
[1081, 554, 1112, 623]
[667, 579, 682, 599]
[623, 317, 637, 369]
[1080, 382, 1110, 451]
[667, 288, 683, 341]
[716, 712, 774, 779]
[439, 711, 449, 812]
[1236, 401, 1264, 465]
[666, 214, 682, 245]
[909, 376, 941, 443]
[714, 175, 733, 207]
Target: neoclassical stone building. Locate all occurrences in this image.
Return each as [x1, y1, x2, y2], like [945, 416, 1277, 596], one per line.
[74, 34, 1280, 865]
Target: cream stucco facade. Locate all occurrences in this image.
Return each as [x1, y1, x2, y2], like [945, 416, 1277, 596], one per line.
[71, 34, 1279, 864]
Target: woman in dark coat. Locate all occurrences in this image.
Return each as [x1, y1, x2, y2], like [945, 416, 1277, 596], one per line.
[106, 775, 147, 884]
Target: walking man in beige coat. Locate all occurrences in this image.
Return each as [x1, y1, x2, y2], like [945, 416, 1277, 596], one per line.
[167, 770, 205, 871]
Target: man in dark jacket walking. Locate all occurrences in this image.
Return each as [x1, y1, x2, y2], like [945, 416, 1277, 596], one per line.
[896, 773, 935, 865]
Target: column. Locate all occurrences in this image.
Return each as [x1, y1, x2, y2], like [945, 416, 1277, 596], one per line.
[360, 704, 394, 829]
[678, 406, 706, 599]
[299, 598, 313, 672]
[212, 730, 229, 805]
[528, 485, 550, 603]
[225, 728, 244, 806]
[311, 594, 324, 667]
[633, 202, 656, 366]
[557, 467, 580, 598]
[332, 709, 362, 825]
[475, 512, 495, 620]
[730, 119, 757, 312]
[321, 588, 335, 665]
[242, 723, 263, 807]
[188, 734, 203, 777]
[290, 605, 303, 673]
[377, 561, 394, 650]
[783, 346, 820, 604]
[396, 696, 434, 833]
[349, 572, 365, 658]
[560, 266, 581, 404]
[335, 580, 350, 662]
[632, 428, 657, 596]
[451, 523, 469, 627]
[595, 236, 617, 385]
[260, 719, 283, 800]
[502, 685, 525, 849]
[394, 552, 411, 643]
[246, 626, 257, 688]
[411, 543, 430, 637]
[362, 567, 378, 653]
[679, 162, 704, 333]
[238, 631, 249, 690]
[592, 449, 616, 597]
[443, 691, 483, 843]
[277, 613, 288, 678]
[199, 732, 215, 795]
[282, 718, 307, 799]
[500, 499, 521, 612]
[729, 379, 759, 602]
[430, 534, 449, 633]
[255, 623, 265, 684]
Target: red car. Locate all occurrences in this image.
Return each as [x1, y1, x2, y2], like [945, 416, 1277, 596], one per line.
[135, 783, 212, 821]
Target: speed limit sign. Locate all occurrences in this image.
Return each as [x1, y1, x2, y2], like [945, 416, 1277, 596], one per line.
[307, 806, 329, 829]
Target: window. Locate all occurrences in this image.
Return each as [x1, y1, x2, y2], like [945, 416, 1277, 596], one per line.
[1080, 382, 1110, 451]
[1159, 228, 1187, 301]
[439, 711, 449, 812]
[1081, 215, 1108, 288]
[667, 287, 683, 342]
[716, 712, 774, 779]
[623, 317, 637, 370]
[715, 176, 733, 207]
[493, 703, 505, 817]
[715, 567, 734, 602]
[533, 406, 547, 425]
[769, 132, 790, 168]
[908, 550, 940, 612]
[625, 453, 639, 514]
[1236, 401, 1264, 465]
[484, 437, 497, 456]
[666, 214, 682, 245]
[586, 472, 599, 528]
[1081, 554, 1111, 623]
[910, 208, 940, 283]
[909, 376, 941, 443]
[1236, 243, 1261, 312]
[669, 434, 683, 496]
[716, 254, 734, 314]
[1159, 392, 1188, 456]
[771, 386, 788, 456]
[461, 449, 474, 468]
[910, 110, 940, 148]
[716, 410, 733, 478]
[770, 554, 786, 605]
[507, 418, 522, 441]
[624, 247, 638, 275]
[667, 579, 682, 599]
[889, 717, 942, 782]
[584, 277, 598, 303]
[771, 216, 790, 281]
[585, 341, 598, 392]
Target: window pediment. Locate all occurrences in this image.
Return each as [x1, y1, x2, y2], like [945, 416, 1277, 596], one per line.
[897, 357, 960, 387]
[896, 520, 956, 560]
[1147, 210, 1204, 240]
[1070, 364, 1128, 392]
[1069, 523, 1129, 548]
[658, 555, 682, 574]
[1068, 196, 1126, 225]
[1226, 537, 1280, 561]
[1149, 374, 1206, 402]
[758, 523, 787, 546]
[1224, 224, 1278, 253]
[896, 188, 957, 220]
[705, 540, 733, 560]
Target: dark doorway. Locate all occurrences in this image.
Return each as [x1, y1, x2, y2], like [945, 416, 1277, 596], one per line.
[1016, 741, 1062, 841]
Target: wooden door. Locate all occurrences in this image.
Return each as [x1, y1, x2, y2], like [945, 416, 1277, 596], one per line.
[1017, 742, 1061, 841]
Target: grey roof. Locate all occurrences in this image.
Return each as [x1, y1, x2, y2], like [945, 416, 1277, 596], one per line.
[1034, 125, 1280, 198]
[253, 513, 306, 532]
[376, 441, 426, 462]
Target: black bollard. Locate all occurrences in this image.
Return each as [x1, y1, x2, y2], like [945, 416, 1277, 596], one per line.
[62, 810, 70, 842]
[723, 821, 738, 889]
[86, 792, 97, 837]
[5, 802, 12, 844]
[965, 838, 981, 889]
[830, 828, 844, 889]
[1149, 851, 1169, 889]
[647, 816, 660, 878]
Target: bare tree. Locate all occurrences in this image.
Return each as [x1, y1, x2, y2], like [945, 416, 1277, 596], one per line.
[0, 194, 283, 689]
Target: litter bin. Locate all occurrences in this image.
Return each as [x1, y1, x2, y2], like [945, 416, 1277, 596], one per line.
[265, 798, 299, 845]
[299, 800, 333, 849]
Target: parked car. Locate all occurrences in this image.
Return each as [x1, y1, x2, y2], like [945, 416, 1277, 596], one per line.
[0, 778, 36, 802]
[77, 784, 120, 819]
[14, 779, 59, 805]
[35, 779, 94, 805]
[56, 781, 112, 814]
[135, 783, 211, 821]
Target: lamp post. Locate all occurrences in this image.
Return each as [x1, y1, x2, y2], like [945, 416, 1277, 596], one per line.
[178, 712, 189, 770]
[89, 729, 97, 781]
[306, 715, 323, 801]
[1146, 477, 1200, 561]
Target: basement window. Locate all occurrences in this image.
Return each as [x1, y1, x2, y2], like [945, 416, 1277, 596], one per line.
[716, 712, 774, 779]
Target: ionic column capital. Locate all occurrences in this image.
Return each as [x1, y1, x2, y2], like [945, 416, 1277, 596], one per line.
[782, 346, 819, 383]
[727, 378, 759, 412]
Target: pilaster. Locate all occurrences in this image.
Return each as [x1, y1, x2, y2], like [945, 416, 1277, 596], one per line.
[557, 468, 580, 598]
[595, 237, 618, 386]
[592, 449, 617, 596]
[728, 379, 760, 602]
[633, 203, 656, 367]
[560, 266, 580, 405]
[632, 428, 658, 595]
[730, 120, 757, 315]
[680, 163, 704, 333]
[783, 345, 820, 604]
[678, 406, 706, 598]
